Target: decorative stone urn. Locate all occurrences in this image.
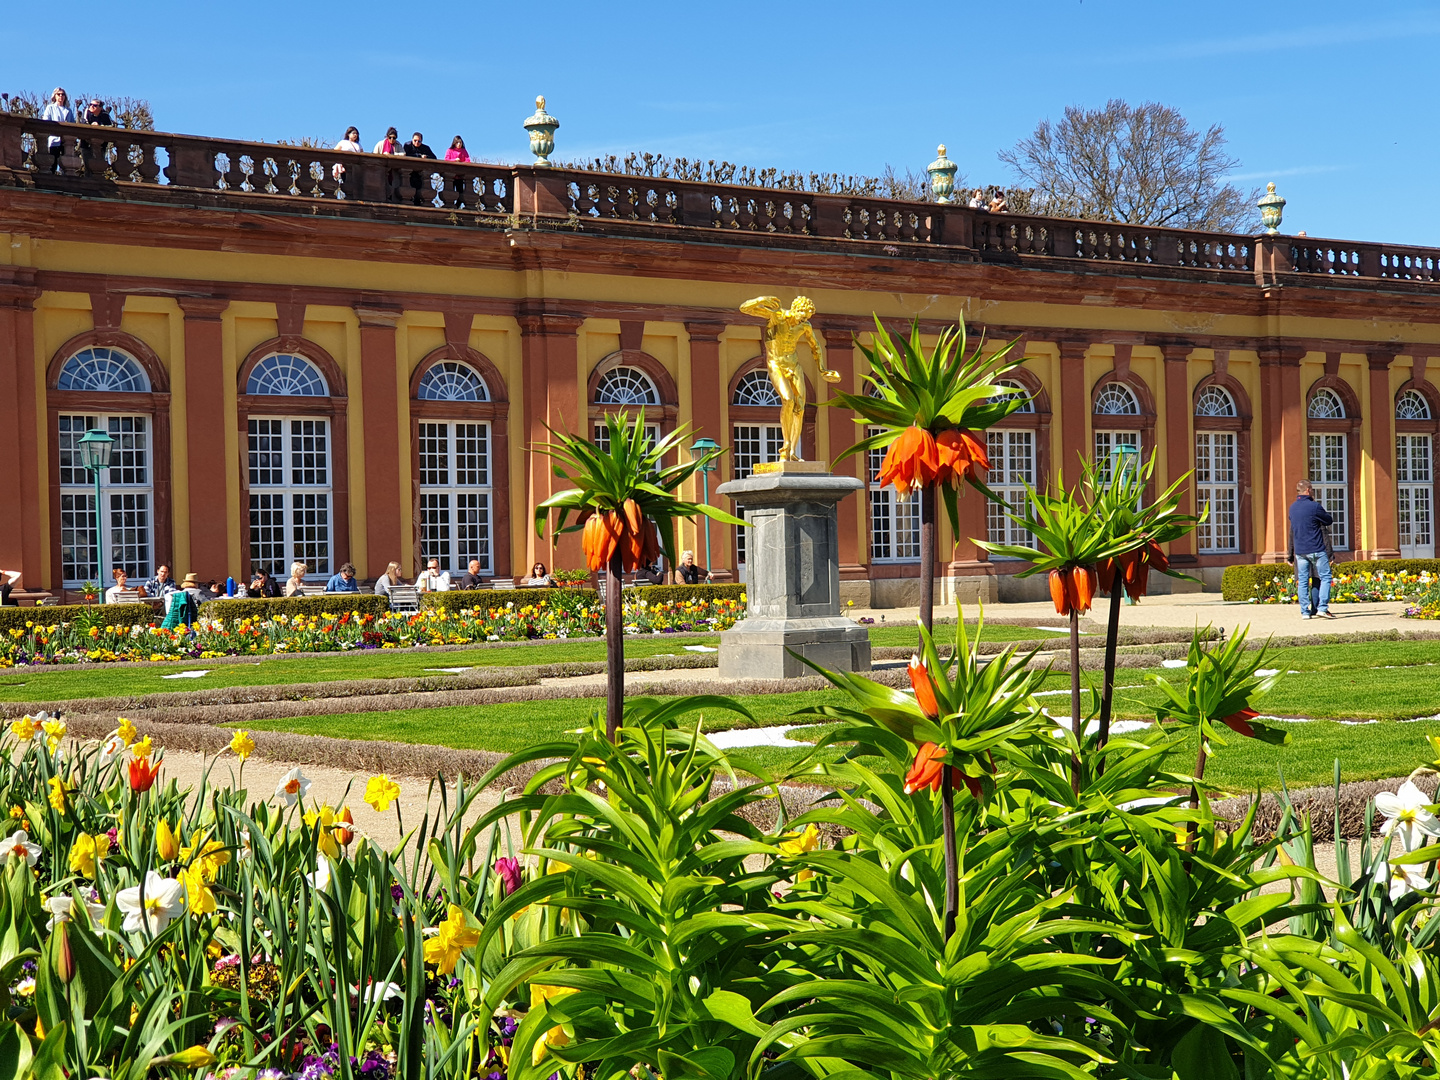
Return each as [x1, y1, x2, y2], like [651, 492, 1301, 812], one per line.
[524, 96, 559, 167]
[1257, 182, 1286, 235]
[716, 467, 871, 680]
[927, 145, 958, 204]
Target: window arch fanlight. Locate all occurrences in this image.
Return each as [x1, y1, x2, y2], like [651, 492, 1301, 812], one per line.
[1308, 387, 1346, 420]
[1094, 381, 1140, 416]
[1398, 388, 1432, 421]
[246, 353, 329, 397]
[1195, 385, 1237, 417]
[594, 365, 659, 406]
[57, 347, 150, 393]
[993, 378, 1034, 413]
[417, 361, 490, 402]
[732, 369, 781, 406]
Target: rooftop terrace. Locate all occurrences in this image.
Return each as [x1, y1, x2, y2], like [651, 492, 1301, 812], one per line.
[5, 114, 1440, 294]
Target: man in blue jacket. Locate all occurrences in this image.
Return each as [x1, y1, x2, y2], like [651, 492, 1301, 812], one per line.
[325, 562, 360, 593]
[1287, 480, 1335, 619]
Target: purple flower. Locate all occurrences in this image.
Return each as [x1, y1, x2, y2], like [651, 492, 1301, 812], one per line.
[493, 857, 523, 897]
[391, 882, 404, 902]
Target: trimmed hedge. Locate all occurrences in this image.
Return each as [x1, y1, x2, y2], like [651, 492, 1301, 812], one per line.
[198, 595, 392, 620]
[418, 582, 746, 613]
[1221, 558, 1440, 601]
[0, 603, 159, 633]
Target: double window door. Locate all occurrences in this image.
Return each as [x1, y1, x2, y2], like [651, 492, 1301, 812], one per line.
[1398, 434, 1434, 558]
[732, 424, 784, 578]
[248, 417, 332, 577]
[58, 414, 153, 586]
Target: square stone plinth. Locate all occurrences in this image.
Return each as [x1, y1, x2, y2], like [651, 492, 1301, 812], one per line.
[718, 617, 872, 680]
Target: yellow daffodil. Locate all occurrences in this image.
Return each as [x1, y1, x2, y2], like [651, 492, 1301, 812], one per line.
[9, 716, 38, 742]
[304, 804, 341, 859]
[529, 984, 580, 1066]
[229, 730, 255, 761]
[41, 718, 67, 752]
[47, 777, 66, 813]
[132, 735, 154, 760]
[364, 774, 401, 812]
[422, 904, 479, 974]
[116, 718, 138, 746]
[156, 818, 179, 862]
[180, 862, 217, 916]
[68, 832, 111, 877]
[180, 832, 230, 881]
[778, 823, 820, 856]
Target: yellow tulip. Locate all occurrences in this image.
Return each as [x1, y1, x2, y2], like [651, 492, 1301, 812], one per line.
[156, 819, 179, 862]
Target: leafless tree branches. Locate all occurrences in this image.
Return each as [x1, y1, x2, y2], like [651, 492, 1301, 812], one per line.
[999, 99, 1258, 232]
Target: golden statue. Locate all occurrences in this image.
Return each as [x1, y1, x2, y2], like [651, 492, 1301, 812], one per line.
[738, 295, 840, 462]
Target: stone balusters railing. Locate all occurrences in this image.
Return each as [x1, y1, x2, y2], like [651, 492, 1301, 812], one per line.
[4, 114, 1439, 289]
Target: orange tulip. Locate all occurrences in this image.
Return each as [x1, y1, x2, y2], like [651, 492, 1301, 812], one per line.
[1220, 707, 1259, 738]
[877, 426, 940, 498]
[127, 755, 160, 793]
[334, 806, 355, 846]
[908, 655, 940, 719]
[934, 429, 988, 487]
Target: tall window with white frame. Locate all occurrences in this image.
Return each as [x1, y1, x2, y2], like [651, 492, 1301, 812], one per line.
[1093, 381, 1141, 482]
[56, 347, 155, 586]
[1194, 385, 1239, 554]
[246, 354, 332, 577]
[1396, 388, 1435, 558]
[985, 380, 1036, 550]
[730, 369, 784, 573]
[1306, 388, 1349, 551]
[867, 426, 921, 564]
[417, 361, 494, 576]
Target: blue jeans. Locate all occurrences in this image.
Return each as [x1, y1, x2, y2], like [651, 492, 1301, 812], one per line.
[1296, 550, 1332, 614]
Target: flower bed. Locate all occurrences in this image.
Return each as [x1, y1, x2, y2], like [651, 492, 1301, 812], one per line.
[1239, 567, 1436, 607]
[0, 593, 745, 666]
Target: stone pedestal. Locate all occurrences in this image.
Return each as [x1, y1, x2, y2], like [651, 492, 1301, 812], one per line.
[716, 469, 871, 680]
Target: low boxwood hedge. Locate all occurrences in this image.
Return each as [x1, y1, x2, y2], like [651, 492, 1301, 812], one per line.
[418, 582, 746, 613]
[198, 595, 392, 620]
[0, 603, 159, 633]
[1221, 558, 1440, 601]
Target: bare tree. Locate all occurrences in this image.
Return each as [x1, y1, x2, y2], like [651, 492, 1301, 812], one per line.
[3, 90, 155, 130]
[999, 99, 1257, 232]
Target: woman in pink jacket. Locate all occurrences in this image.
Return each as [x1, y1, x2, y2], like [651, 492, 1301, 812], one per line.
[444, 136, 471, 163]
[444, 136, 471, 206]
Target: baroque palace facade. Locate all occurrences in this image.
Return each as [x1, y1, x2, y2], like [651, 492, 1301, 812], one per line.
[1, 114, 1438, 603]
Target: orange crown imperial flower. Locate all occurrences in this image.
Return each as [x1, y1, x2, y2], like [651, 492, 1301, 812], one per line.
[1219, 707, 1259, 738]
[877, 425, 940, 498]
[1048, 565, 1098, 616]
[907, 655, 941, 719]
[933, 428, 988, 487]
[903, 743, 983, 799]
[581, 501, 660, 573]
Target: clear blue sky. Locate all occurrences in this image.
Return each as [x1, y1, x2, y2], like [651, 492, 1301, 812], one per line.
[3, 1, 1432, 245]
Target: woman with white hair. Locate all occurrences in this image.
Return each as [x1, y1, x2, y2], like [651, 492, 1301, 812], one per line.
[284, 561, 308, 597]
[677, 549, 711, 585]
[41, 88, 74, 172]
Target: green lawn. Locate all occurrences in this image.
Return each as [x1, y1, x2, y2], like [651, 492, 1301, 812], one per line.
[0, 622, 1054, 704]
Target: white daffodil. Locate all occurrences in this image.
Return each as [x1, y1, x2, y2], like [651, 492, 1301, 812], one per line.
[1375, 781, 1440, 851]
[116, 871, 186, 934]
[43, 895, 73, 931]
[98, 733, 127, 766]
[358, 981, 402, 1006]
[304, 858, 332, 892]
[275, 767, 311, 806]
[0, 829, 41, 866]
[1377, 859, 1431, 902]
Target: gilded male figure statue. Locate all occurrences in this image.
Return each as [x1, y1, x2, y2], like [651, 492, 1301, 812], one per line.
[738, 295, 840, 462]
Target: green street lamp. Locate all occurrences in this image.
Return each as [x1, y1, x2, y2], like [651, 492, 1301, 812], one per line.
[1108, 442, 1141, 603]
[689, 437, 720, 573]
[77, 428, 115, 592]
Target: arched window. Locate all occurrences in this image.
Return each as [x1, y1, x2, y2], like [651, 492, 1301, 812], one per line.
[246, 354, 328, 397]
[1094, 382, 1140, 415]
[594, 366, 659, 406]
[245, 353, 333, 576]
[418, 361, 489, 402]
[1195, 385, 1236, 417]
[54, 346, 155, 585]
[1398, 389, 1432, 421]
[1307, 388, 1346, 420]
[58, 347, 150, 393]
[732, 369, 782, 406]
[992, 379, 1034, 413]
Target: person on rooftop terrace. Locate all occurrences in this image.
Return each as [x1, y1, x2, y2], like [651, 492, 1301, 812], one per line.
[373, 126, 400, 154]
[41, 87, 73, 172]
[402, 131, 436, 206]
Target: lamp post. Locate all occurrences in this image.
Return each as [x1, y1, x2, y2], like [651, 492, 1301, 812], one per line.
[689, 437, 720, 573]
[77, 428, 115, 595]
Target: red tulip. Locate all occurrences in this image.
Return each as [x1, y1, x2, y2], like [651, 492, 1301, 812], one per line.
[877, 426, 940, 498]
[127, 755, 160, 792]
[908, 655, 940, 719]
